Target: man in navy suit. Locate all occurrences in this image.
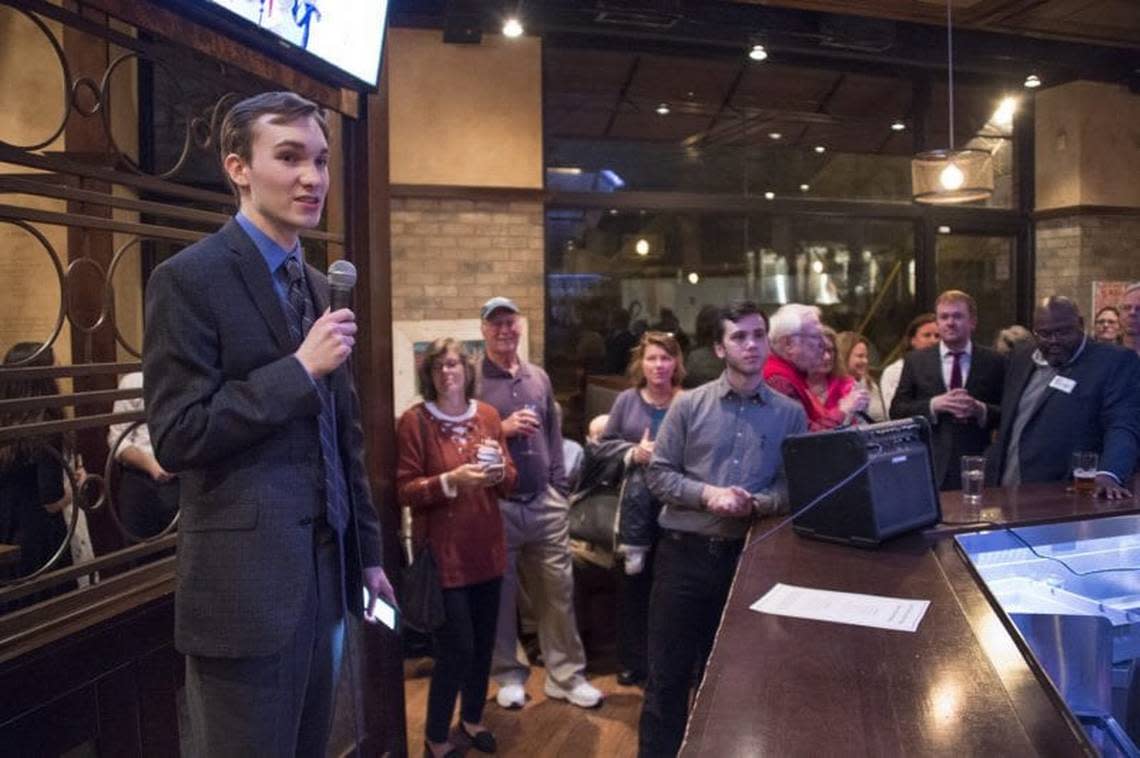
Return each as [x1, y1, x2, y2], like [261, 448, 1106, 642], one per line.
[890, 290, 1005, 490]
[992, 296, 1139, 499]
[144, 92, 395, 756]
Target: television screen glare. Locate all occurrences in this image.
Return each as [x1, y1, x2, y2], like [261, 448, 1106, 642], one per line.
[203, 0, 389, 86]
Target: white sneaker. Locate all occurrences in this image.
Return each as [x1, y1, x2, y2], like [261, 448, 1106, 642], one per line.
[495, 682, 526, 709]
[544, 677, 604, 708]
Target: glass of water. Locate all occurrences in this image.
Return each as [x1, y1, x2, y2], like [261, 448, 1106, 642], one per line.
[960, 455, 985, 506]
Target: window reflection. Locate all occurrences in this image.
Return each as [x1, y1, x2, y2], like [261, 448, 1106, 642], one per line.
[547, 209, 916, 431]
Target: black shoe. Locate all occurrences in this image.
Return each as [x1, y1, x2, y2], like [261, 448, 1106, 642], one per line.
[460, 723, 498, 754]
[617, 669, 646, 686]
[424, 740, 461, 758]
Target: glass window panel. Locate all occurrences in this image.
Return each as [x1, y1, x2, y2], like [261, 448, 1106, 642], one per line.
[547, 208, 916, 431]
[935, 234, 1018, 346]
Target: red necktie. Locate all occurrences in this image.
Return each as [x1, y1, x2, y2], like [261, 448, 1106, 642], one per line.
[949, 351, 963, 390]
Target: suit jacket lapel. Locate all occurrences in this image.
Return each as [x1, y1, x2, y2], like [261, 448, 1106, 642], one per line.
[999, 350, 1037, 444]
[226, 221, 294, 353]
[964, 347, 985, 395]
[926, 348, 948, 393]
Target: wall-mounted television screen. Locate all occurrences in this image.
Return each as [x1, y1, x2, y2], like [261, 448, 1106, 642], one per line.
[197, 1, 389, 87]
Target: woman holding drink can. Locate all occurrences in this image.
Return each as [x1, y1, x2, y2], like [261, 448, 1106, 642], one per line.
[397, 338, 517, 758]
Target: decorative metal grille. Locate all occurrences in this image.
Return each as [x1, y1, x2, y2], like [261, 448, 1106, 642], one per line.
[0, 1, 345, 609]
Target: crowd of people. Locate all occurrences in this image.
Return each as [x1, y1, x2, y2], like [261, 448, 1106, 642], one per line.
[13, 89, 1131, 757]
[395, 280, 1140, 758]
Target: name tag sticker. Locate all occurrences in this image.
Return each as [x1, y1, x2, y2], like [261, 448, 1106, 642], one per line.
[1049, 376, 1076, 394]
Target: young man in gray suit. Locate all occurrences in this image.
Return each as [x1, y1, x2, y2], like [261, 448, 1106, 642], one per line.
[143, 92, 395, 756]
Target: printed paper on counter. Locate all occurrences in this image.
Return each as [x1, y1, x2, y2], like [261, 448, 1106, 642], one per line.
[750, 582, 930, 633]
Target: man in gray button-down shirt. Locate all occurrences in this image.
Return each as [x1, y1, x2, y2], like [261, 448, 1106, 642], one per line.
[638, 301, 806, 758]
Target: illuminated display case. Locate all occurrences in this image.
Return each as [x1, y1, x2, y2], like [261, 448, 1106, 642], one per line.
[956, 514, 1140, 757]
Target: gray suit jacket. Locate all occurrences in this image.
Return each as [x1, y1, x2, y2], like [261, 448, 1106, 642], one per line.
[143, 219, 382, 658]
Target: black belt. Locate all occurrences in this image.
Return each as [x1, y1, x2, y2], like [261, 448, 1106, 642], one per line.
[661, 528, 744, 554]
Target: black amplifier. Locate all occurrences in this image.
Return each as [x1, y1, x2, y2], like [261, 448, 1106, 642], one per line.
[783, 417, 940, 548]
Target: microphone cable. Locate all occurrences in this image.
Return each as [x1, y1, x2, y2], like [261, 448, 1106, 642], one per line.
[742, 459, 872, 555]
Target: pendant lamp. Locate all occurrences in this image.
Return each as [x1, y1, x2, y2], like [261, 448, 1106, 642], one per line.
[911, 0, 994, 204]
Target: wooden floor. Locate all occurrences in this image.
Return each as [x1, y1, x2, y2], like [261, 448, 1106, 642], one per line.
[402, 657, 644, 757]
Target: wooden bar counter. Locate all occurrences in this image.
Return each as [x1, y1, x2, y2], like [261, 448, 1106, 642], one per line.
[681, 480, 1140, 757]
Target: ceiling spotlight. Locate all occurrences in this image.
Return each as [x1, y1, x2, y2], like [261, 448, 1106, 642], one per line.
[1024, 74, 1041, 89]
[687, 271, 700, 284]
[655, 102, 670, 116]
[764, 191, 775, 200]
[799, 184, 810, 192]
[749, 44, 768, 62]
[768, 132, 782, 140]
[891, 120, 906, 132]
[608, 208, 619, 215]
[938, 225, 952, 234]
[635, 238, 650, 256]
[502, 17, 524, 38]
[814, 145, 826, 154]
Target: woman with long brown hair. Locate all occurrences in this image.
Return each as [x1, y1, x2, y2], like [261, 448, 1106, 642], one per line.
[0, 343, 75, 608]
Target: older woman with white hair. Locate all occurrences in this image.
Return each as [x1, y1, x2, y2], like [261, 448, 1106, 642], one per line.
[762, 304, 869, 431]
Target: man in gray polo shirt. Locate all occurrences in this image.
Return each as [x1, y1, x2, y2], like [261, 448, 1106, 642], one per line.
[476, 296, 603, 710]
[637, 300, 806, 758]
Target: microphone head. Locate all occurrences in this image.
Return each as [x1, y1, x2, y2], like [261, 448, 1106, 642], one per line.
[328, 259, 357, 290]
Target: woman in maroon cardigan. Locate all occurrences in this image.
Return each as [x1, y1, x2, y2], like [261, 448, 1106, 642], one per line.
[397, 338, 517, 758]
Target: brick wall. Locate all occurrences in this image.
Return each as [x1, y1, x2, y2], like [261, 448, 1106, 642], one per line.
[390, 197, 546, 363]
[1035, 212, 1140, 318]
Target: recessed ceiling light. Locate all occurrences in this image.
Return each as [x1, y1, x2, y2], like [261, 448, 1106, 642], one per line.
[749, 44, 768, 62]
[1024, 74, 1041, 89]
[502, 18, 524, 38]
[799, 184, 810, 192]
[656, 102, 670, 116]
[814, 145, 826, 154]
[687, 271, 700, 284]
[938, 225, 952, 234]
[764, 191, 775, 200]
[608, 208, 619, 215]
[635, 238, 651, 256]
[891, 120, 906, 132]
[768, 132, 782, 140]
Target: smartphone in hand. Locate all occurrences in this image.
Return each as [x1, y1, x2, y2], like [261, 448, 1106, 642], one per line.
[362, 587, 398, 630]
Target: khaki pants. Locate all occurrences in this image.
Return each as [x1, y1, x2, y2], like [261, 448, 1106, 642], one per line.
[492, 487, 587, 688]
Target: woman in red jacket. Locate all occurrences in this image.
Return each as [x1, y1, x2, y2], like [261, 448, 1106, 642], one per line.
[397, 338, 517, 758]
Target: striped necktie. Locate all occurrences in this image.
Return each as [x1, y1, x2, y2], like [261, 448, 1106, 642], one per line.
[282, 257, 349, 532]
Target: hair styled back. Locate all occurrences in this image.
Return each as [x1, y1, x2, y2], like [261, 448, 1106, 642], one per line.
[627, 331, 686, 388]
[416, 338, 477, 403]
[219, 91, 329, 202]
[768, 303, 820, 346]
[935, 289, 977, 318]
[714, 300, 769, 344]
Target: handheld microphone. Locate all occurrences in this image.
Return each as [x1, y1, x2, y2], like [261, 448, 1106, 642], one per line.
[328, 259, 357, 311]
